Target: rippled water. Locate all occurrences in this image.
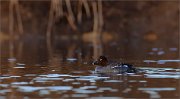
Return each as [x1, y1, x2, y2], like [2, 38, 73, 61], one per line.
[0, 38, 179, 98]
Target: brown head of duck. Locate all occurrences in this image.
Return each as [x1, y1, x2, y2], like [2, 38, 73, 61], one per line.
[93, 56, 108, 67]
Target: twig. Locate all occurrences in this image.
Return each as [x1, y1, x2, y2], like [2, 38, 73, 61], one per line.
[77, 0, 83, 23]
[59, 0, 63, 17]
[15, 0, 23, 35]
[92, 2, 98, 33]
[46, 0, 55, 39]
[82, 0, 90, 18]
[65, 0, 77, 31]
[66, 14, 77, 31]
[9, 0, 14, 36]
[77, 0, 91, 24]
[65, 0, 75, 22]
[98, 0, 103, 33]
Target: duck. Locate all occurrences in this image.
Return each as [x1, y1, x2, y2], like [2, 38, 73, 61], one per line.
[93, 56, 136, 74]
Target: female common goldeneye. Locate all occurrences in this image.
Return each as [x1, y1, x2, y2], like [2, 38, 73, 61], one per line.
[93, 56, 136, 74]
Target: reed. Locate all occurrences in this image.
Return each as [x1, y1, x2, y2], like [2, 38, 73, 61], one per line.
[8, 0, 104, 39]
[97, 0, 103, 33]
[92, 2, 98, 33]
[77, 0, 91, 24]
[9, 0, 23, 37]
[91, 0, 104, 59]
[47, 0, 77, 39]
[46, 0, 104, 38]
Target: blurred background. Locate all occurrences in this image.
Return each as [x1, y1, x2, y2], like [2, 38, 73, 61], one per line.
[0, 0, 179, 60]
[0, 1, 180, 99]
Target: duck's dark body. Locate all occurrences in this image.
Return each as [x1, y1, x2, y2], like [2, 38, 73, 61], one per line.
[93, 56, 136, 74]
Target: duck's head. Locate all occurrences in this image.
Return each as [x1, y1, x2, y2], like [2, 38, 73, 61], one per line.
[93, 56, 108, 66]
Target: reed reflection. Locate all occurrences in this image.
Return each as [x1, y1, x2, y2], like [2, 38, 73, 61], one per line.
[46, 37, 64, 73]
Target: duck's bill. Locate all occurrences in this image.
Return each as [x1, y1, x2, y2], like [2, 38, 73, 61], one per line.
[92, 61, 99, 65]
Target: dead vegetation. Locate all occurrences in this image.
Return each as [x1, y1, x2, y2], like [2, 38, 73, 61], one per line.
[9, 0, 23, 37]
[7, 0, 104, 39]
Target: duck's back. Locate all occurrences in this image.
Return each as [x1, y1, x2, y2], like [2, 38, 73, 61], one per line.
[93, 56, 136, 74]
[95, 63, 136, 74]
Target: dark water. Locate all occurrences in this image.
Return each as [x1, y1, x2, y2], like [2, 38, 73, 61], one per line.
[0, 37, 180, 99]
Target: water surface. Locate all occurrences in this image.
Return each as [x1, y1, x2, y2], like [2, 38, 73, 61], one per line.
[0, 38, 179, 98]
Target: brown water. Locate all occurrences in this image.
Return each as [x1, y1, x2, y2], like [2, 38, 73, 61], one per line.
[0, 37, 180, 99]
